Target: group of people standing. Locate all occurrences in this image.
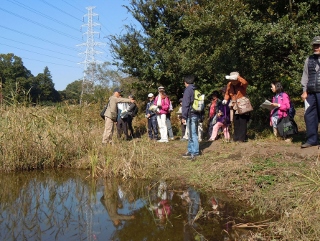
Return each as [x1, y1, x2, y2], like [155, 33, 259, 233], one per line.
[101, 88, 138, 144]
[102, 35, 320, 152]
[206, 72, 250, 144]
[145, 86, 174, 142]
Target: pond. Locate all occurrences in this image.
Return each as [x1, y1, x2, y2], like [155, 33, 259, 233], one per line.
[0, 169, 268, 241]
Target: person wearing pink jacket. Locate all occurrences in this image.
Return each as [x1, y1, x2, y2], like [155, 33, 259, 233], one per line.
[154, 86, 170, 142]
[270, 82, 290, 136]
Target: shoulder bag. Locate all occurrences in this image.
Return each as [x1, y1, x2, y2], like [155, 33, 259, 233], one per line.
[236, 96, 253, 114]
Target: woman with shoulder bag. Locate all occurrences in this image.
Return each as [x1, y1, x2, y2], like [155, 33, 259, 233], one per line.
[222, 72, 250, 142]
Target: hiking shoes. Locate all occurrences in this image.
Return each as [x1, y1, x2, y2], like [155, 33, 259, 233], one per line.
[301, 143, 316, 148]
[182, 152, 199, 160]
[157, 139, 169, 143]
[182, 152, 192, 158]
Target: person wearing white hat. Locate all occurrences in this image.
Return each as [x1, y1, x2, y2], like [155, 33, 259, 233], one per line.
[223, 72, 250, 142]
[145, 93, 158, 140]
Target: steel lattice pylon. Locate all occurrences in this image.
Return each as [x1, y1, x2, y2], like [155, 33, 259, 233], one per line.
[77, 6, 105, 105]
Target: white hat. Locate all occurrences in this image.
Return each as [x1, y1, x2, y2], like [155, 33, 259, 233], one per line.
[148, 93, 154, 98]
[158, 86, 165, 91]
[225, 72, 239, 80]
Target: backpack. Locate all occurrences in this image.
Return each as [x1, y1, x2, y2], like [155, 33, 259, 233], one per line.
[192, 89, 205, 112]
[279, 93, 295, 119]
[288, 102, 296, 119]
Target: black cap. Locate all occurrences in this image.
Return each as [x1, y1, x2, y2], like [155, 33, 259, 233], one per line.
[113, 88, 122, 93]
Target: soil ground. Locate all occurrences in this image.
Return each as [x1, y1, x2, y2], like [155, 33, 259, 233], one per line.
[200, 137, 320, 160]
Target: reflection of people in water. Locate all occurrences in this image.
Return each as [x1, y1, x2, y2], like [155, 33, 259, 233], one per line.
[180, 187, 201, 225]
[100, 178, 135, 226]
[149, 180, 172, 224]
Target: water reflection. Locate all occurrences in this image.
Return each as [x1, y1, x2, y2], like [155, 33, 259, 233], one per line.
[100, 178, 135, 226]
[148, 180, 172, 227]
[0, 170, 267, 241]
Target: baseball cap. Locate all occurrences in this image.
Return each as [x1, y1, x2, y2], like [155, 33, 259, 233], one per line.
[113, 88, 122, 93]
[148, 93, 154, 98]
[158, 86, 165, 91]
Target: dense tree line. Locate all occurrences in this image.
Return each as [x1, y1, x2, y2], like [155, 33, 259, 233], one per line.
[0, 53, 60, 105]
[109, 0, 320, 124]
[0, 54, 125, 106]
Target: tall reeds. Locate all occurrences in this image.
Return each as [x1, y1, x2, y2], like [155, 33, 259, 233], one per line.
[0, 104, 102, 171]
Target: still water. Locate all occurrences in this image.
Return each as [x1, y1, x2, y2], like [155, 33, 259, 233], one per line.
[0, 170, 264, 241]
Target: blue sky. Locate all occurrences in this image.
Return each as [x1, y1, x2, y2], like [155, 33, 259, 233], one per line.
[0, 0, 138, 90]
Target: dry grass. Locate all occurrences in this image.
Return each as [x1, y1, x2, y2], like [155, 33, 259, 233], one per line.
[0, 103, 320, 240]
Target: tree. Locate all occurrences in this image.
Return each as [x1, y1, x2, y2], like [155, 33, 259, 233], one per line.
[0, 53, 34, 104]
[32, 67, 60, 103]
[110, 0, 320, 125]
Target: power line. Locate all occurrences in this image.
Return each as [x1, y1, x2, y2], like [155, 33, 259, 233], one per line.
[15, 56, 82, 69]
[61, 0, 86, 14]
[0, 42, 79, 63]
[0, 6, 82, 41]
[6, 0, 80, 32]
[0, 25, 78, 51]
[39, 0, 83, 22]
[0, 36, 79, 59]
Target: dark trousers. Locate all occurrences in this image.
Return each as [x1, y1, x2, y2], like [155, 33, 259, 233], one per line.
[207, 117, 214, 138]
[304, 93, 320, 145]
[233, 112, 249, 142]
[127, 116, 134, 138]
[181, 123, 186, 137]
[148, 117, 158, 139]
[117, 118, 129, 139]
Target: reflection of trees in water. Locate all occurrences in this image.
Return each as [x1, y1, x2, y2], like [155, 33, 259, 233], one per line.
[0, 170, 92, 241]
[0, 172, 267, 241]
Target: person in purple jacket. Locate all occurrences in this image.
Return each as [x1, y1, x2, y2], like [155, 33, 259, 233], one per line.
[270, 82, 290, 137]
[208, 100, 231, 142]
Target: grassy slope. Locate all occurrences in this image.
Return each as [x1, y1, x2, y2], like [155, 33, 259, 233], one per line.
[0, 104, 319, 240]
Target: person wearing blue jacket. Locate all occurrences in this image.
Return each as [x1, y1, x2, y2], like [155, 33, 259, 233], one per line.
[145, 93, 158, 140]
[181, 75, 200, 159]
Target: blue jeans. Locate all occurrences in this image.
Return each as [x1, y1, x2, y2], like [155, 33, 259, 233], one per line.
[187, 116, 199, 155]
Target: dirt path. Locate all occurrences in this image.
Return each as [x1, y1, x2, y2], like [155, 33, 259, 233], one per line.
[200, 138, 320, 160]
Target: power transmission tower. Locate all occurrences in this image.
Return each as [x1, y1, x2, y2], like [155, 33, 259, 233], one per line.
[78, 6, 105, 105]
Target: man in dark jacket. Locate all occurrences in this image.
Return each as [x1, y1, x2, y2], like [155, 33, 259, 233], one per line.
[127, 95, 138, 139]
[181, 75, 200, 159]
[301, 36, 320, 148]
